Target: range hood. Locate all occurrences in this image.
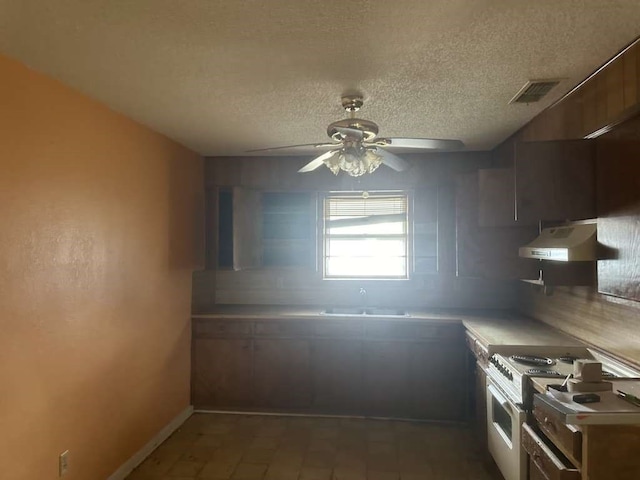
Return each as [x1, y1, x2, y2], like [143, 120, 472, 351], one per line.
[519, 223, 597, 261]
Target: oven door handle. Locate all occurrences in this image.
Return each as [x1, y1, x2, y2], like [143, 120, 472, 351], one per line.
[488, 383, 512, 413]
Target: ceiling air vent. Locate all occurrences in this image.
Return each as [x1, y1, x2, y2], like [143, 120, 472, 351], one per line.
[509, 79, 561, 104]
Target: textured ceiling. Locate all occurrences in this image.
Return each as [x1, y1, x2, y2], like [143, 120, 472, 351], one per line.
[1, 1, 640, 155]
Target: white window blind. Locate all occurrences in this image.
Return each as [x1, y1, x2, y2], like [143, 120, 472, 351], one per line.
[323, 193, 409, 279]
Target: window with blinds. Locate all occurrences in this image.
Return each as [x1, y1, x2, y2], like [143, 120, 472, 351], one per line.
[322, 192, 410, 279]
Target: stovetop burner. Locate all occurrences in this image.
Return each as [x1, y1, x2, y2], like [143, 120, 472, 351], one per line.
[526, 369, 563, 376]
[510, 354, 556, 367]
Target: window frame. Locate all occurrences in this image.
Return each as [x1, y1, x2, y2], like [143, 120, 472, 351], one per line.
[319, 190, 413, 281]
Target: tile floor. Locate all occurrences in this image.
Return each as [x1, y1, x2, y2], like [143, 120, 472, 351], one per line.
[126, 413, 501, 480]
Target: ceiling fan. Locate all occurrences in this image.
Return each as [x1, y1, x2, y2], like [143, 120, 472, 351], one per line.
[249, 94, 464, 177]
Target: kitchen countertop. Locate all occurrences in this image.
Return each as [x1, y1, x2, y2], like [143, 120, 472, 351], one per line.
[534, 380, 640, 425]
[192, 305, 464, 323]
[462, 314, 585, 351]
[192, 306, 585, 350]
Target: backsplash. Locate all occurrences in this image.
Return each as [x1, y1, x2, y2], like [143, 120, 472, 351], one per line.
[518, 284, 640, 367]
[192, 268, 517, 312]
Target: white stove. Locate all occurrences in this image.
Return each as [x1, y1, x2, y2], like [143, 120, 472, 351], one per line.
[484, 342, 640, 480]
[488, 347, 640, 405]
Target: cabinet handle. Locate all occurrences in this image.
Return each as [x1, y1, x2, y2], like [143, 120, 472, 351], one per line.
[532, 450, 543, 466]
[543, 416, 556, 432]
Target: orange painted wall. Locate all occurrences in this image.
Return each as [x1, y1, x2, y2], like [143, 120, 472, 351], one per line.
[0, 54, 203, 479]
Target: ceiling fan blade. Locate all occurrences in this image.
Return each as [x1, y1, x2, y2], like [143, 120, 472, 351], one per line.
[376, 148, 410, 172]
[297, 150, 339, 173]
[334, 127, 364, 140]
[374, 137, 464, 150]
[247, 142, 338, 153]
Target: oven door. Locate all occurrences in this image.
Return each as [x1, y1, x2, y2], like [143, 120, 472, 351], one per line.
[486, 377, 527, 480]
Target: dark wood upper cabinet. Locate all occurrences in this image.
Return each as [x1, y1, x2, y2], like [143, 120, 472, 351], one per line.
[479, 140, 597, 227]
[212, 189, 315, 270]
[232, 187, 263, 270]
[478, 166, 518, 227]
[456, 171, 539, 280]
[515, 140, 596, 224]
[596, 139, 640, 302]
[261, 192, 315, 268]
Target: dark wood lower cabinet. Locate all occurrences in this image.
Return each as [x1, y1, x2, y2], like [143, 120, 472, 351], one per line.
[192, 319, 467, 421]
[364, 337, 466, 419]
[409, 341, 467, 420]
[312, 339, 363, 414]
[253, 339, 312, 408]
[192, 337, 253, 407]
[364, 341, 413, 417]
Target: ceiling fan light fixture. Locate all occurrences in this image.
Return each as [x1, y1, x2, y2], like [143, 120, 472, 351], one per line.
[323, 148, 382, 177]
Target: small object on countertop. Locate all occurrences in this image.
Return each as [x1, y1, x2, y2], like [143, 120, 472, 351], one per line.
[572, 393, 600, 404]
[567, 379, 613, 392]
[548, 383, 568, 393]
[617, 390, 640, 408]
[561, 373, 572, 387]
[573, 359, 602, 382]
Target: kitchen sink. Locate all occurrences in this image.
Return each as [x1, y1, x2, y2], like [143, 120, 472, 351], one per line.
[321, 307, 410, 317]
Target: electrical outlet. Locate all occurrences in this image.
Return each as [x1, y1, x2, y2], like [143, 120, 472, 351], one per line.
[59, 450, 69, 477]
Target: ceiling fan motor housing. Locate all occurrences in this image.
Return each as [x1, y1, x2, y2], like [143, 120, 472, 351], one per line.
[327, 118, 379, 142]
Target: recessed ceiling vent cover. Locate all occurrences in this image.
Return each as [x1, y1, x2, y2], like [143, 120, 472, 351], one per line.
[509, 79, 561, 104]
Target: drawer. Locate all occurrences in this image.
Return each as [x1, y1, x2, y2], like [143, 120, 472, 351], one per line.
[465, 331, 489, 366]
[366, 321, 461, 340]
[522, 423, 580, 480]
[533, 403, 582, 464]
[254, 320, 313, 337]
[193, 320, 252, 337]
[313, 320, 363, 338]
[465, 331, 476, 351]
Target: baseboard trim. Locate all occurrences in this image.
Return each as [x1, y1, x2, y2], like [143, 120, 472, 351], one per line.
[107, 405, 193, 480]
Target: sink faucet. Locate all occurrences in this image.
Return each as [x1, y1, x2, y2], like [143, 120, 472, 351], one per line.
[359, 287, 367, 308]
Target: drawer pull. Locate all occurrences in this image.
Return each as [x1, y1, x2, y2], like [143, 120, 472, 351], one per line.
[543, 417, 557, 432]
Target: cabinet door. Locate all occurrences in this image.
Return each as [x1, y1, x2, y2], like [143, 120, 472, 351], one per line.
[515, 140, 596, 223]
[232, 187, 262, 270]
[409, 340, 467, 421]
[456, 172, 539, 280]
[478, 167, 522, 227]
[596, 139, 640, 302]
[363, 341, 412, 417]
[253, 339, 312, 408]
[479, 139, 526, 227]
[312, 339, 364, 414]
[192, 338, 253, 408]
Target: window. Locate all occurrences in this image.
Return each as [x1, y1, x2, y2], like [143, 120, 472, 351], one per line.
[322, 192, 410, 279]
